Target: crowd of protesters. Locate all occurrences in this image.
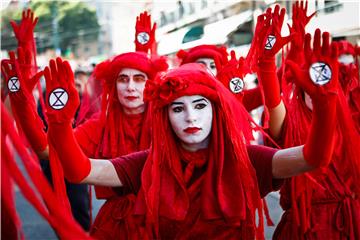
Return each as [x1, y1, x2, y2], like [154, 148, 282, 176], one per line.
[1, 1, 360, 239]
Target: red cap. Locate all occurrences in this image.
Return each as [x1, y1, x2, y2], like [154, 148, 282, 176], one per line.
[176, 44, 228, 66]
[337, 40, 355, 56]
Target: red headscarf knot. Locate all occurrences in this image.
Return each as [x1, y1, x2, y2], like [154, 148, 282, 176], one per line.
[144, 63, 219, 108]
[177, 44, 229, 67]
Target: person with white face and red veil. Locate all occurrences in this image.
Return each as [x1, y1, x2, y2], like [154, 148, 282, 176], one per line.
[336, 40, 360, 132]
[176, 43, 264, 113]
[253, 2, 360, 239]
[3, 10, 167, 237]
[43, 22, 339, 237]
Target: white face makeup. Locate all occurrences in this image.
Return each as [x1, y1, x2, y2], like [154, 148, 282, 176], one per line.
[304, 92, 313, 111]
[195, 58, 217, 75]
[168, 95, 213, 152]
[338, 54, 355, 65]
[116, 68, 148, 114]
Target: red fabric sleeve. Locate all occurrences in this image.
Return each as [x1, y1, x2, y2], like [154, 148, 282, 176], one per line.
[246, 145, 283, 197]
[74, 116, 104, 157]
[110, 150, 149, 194]
[242, 87, 263, 112]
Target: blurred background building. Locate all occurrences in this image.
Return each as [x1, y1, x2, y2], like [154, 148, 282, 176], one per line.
[150, 0, 359, 65]
[1, 1, 359, 239]
[1, 0, 359, 67]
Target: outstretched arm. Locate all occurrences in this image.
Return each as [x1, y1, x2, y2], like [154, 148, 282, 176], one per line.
[134, 11, 157, 54]
[254, 6, 291, 138]
[44, 57, 124, 186]
[10, 9, 39, 76]
[271, 29, 339, 178]
[2, 48, 47, 156]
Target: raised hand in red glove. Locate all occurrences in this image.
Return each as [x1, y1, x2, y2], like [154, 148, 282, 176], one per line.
[287, 0, 316, 62]
[44, 58, 79, 124]
[2, 47, 45, 152]
[10, 9, 38, 45]
[258, 6, 292, 59]
[254, 6, 292, 109]
[286, 29, 339, 167]
[135, 11, 156, 54]
[44, 58, 90, 183]
[10, 9, 38, 75]
[216, 51, 250, 101]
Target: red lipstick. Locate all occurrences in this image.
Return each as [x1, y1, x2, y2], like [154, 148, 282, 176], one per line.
[125, 96, 138, 101]
[184, 127, 201, 134]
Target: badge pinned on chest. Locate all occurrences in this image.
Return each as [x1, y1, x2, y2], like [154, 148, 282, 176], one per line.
[229, 77, 244, 94]
[309, 62, 332, 85]
[8, 76, 20, 92]
[137, 32, 150, 45]
[49, 88, 69, 110]
[265, 35, 276, 50]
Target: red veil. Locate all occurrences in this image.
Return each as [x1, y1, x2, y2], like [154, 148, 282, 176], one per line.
[75, 52, 168, 199]
[134, 63, 265, 239]
[276, 78, 360, 237]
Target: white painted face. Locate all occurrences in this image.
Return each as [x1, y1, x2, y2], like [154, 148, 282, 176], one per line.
[304, 92, 313, 111]
[116, 68, 148, 114]
[195, 58, 217, 75]
[168, 95, 213, 152]
[338, 54, 355, 65]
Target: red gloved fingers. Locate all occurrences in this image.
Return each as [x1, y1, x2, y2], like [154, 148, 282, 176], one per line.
[289, 29, 339, 167]
[259, 6, 293, 58]
[1, 60, 13, 81]
[6, 49, 46, 152]
[286, 59, 316, 96]
[8, 49, 38, 102]
[10, 9, 38, 43]
[293, 0, 316, 27]
[45, 58, 80, 124]
[216, 51, 248, 99]
[135, 11, 155, 53]
[48, 122, 91, 183]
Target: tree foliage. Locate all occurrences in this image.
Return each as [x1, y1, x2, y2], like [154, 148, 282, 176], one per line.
[1, 1, 100, 55]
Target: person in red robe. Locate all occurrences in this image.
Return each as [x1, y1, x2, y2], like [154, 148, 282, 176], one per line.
[337, 40, 360, 132]
[43, 37, 338, 239]
[256, 2, 360, 239]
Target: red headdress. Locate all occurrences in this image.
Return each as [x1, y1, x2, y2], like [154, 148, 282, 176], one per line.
[177, 44, 228, 68]
[336, 40, 359, 95]
[338, 40, 356, 56]
[135, 63, 263, 238]
[75, 52, 168, 199]
[91, 51, 168, 158]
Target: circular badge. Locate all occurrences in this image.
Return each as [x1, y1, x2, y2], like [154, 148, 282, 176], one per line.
[309, 62, 332, 85]
[229, 77, 244, 94]
[137, 32, 150, 45]
[8, 76, 20, 92]
[265, 35, 276, 50]
[49, 88, 69, 110]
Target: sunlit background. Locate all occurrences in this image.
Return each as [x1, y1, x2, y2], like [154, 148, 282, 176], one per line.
[1, 0, 359, 70]
[1, 1, 359, 239]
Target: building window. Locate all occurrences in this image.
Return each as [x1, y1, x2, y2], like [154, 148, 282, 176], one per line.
[324, 0, 342, 13]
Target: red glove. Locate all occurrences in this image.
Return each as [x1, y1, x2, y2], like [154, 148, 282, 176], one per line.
[10, 9, 38, 76]
[255, 6, 292, 108]
[45, 58, 90, 183]
[286, 29, 339, 167]
[286, 1, 316, 63]
[2, 48, 46, 152]
[216, 51, 250, 102]
[135, 11, 156, 54]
